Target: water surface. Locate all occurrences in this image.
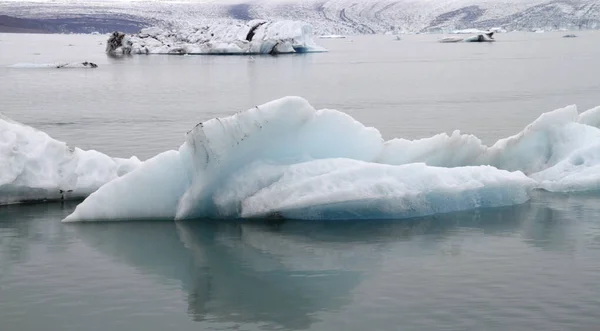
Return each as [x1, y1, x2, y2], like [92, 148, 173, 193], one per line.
[1, 31, 600, 330]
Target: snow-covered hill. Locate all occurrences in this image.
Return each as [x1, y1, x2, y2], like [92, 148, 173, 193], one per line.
[1, 0, 599, 34]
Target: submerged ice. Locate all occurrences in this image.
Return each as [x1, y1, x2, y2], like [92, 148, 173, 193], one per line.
[106, 20, 326, 55]
[0, 114, 141, 205]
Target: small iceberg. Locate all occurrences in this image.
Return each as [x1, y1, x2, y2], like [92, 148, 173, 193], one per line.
[9, 62, 98, 69]
[450, 28, 489, 34]
[563, 34, 577, 38]
[106, 20, 326, 56]
[0, 114, 141, 205]
[319, 34, 346, 39]
[439, 32, 495, 43]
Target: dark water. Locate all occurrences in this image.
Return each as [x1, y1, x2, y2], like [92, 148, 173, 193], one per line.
[2, 32, 600, 330]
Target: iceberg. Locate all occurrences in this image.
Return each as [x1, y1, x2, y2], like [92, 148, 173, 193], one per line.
[64, 97, 537, 222]
[0, 114, 141, 205]
[439, 32, 495, 43]
[106, 20, 326, 55]
[60, 96, 600, 222]
[319, 34, 346, 39]
[450, 28, 506, 35]
[9, 62, 98, 68]
[450, 28, 490, 34]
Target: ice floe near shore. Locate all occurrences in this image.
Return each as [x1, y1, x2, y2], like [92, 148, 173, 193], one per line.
[0, 114, 141, 205]
[106, 20, 326, 55]
[63, 96, 600, 222]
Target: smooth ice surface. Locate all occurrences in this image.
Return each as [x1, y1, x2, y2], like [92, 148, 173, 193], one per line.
[64, 96, 553, 222]
[236, 160, 533, 220]
[109, 20, 326, 55]
[0, 114, 141, 205]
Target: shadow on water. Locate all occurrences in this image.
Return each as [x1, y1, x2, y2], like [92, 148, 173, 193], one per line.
[2, 191, 600, 329]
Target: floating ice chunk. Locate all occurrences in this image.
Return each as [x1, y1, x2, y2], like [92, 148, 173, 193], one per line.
[64, 97, 535, 222]
[439, 32, 495, 43]
[451, 28, 490, 34]
[63, 96, 600, 222]
[106, 20, 326, 55]
[319, 34, 346, 39]
[0, 114, 141, 205]
[9, 62, 98, 68]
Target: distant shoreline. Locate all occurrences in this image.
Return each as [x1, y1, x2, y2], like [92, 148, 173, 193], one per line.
[0, 14, 145, 35]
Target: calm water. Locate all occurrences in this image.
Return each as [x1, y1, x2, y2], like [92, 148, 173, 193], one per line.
[2, 31, 600, 330]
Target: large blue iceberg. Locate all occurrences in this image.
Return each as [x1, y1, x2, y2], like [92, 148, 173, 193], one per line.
[0, 95, 583, 222]
[63, 96, 586, 222]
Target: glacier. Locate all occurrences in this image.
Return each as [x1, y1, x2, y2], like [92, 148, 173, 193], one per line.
[63, 96, 600, 223]
[0, 114, 141, 205]
[3, 0, 600, 35]
[106, 20, 326, 56]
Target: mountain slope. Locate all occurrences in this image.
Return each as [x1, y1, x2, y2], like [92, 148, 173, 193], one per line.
[0, 0, 599, 34]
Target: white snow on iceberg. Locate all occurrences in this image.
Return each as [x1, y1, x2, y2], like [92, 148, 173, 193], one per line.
[0, 114, 141, 205]
[106, 20, 326, 55]
[64, 97, 537, 222]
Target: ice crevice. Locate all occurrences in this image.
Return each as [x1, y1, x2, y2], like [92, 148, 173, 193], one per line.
[58, 97, 600, 222]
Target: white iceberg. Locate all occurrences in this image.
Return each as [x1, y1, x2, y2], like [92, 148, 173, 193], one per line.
[451, 28, 506, 34]
[61, 97, 600, 222]
[9, 62, 98, 68]
[319, 34, 346, 39]
[106, 20, 326, 55]
[450, 28, 490, 34]
[439, 32, 495, 43]
[64, 97, 537, 222]
[0, 114, 141, 205]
